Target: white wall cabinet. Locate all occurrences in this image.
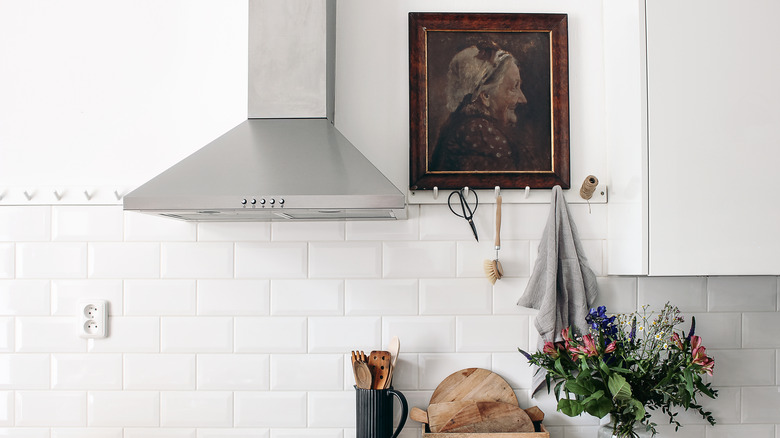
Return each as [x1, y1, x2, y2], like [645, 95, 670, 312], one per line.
[645, 0, 780, 275]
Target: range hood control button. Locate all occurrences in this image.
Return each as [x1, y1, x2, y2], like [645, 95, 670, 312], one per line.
[279, 199, 285, 205]
[259, 199, 266, 205]
[251, 199, 257, 205]
[269, 199, 275, 205]
[241, 199, 247, 205]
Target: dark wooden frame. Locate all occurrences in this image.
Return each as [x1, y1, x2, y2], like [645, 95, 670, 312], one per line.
[409, 13, 570, 190]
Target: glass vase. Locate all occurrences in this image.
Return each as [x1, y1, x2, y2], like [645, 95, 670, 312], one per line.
[597, 415, 651, 438]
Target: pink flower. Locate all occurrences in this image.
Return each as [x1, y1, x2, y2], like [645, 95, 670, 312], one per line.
[543, 341, 560, 359]
[671, 332, 684, 349]
[690, 335, 715, 376]
[604, 341, 617, 354]
[579, 334, 599, 357]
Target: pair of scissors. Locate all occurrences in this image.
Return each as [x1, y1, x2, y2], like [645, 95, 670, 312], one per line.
[448, 188, 479, 241]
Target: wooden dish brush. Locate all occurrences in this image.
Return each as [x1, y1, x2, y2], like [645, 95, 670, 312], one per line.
[484, 195, 504, 284]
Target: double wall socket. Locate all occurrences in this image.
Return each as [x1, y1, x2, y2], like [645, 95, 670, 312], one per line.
[77, 299, 108, 338]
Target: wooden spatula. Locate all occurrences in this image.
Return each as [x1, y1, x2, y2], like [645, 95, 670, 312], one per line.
[438, 401, 535, 433]
[367, 350, 390, 389]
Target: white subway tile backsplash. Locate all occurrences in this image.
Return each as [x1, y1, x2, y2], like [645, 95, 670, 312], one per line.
[15, 391, 86, 426]
[270, 354, 343, 391]
[271, 429, 343, 438]
[594, 277, 637, 314]
[383, 317, 455, 353]
[743, 312, 780, 348]
[198, 222, 270, 242]
[198, 279, 269, 315]
[707, 425, 774, 438]
[0, 428, 49, 438]
[637, 277, 707, 312]
[15, 317, 85, 352]
[51, 279, 123, 316]
[270, 280, 343, 315]
[160, 391, 233, 427]
[457, 316, 529, 352]
[419, 204, 492, 242]
[87, 317, 159, 353]
[88, 391, 159, 427]
[197, 354, 269, 390]
[567, 204, 608, 240]
[272, 221, 345, 242]
[687, 313, 741, 349]
[708, 276, 778, 311]
[51, 428, 123, 438]
[160, 317, 232, 353]
[198, 430, 270, 438]
[0, 245, 13, 279]
[51, 353, 122, 390]
[579, 239, 604, 276]
[492, 352, 533, 390]
[0, 280, 49, 315]
[308, 317, 380, 353]
[0, 318, 12, 352]
[345, 279, 418, 315]
[741, 386, 780, 423]
[235, 243, 307, 278]
[88, 242, 160, 279]
[417, 353, 491, 389]
[457, 240, 531, 279]
[125, 280, 197, 315]
[124, 211, 196, 242]
[52, 206, 123, 241]
[383, 242, 456, 278]
[493, 277, 534, 315]
[17, 243, 87, 279]
[0, 206, 51, 242]
[0, 354, 49, 389]
[124, 354, 195, 390]
[346, 206, 419, 241]
[420, 279, 491, 315]
[235, 317, 306, 353]
[709, 349, 775, 386]
[124, 429, 196, 438]
[383, 353, 418, 391]
[161, 243, 234, 279]
[309, 242, 381, 278]
[500, 204, 549, 240]
[0, 392, 10, 426]
[307, 391, 353, 428]
[234, 392, 307, 427]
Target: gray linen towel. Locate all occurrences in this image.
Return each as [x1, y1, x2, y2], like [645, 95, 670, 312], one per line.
[517, 185, 599, 394]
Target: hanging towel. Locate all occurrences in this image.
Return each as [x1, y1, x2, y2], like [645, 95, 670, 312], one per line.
[517, 185, 599, 394]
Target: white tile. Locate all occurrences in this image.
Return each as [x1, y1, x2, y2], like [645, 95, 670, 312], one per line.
[309, 242, 381, 278]
[420, 279, 491, 315]
[493, 277, 537, 315]
[652, 425, 705, 438]
[594, 277, 637, 314]
[197, 222, 270, 242]
[124, 211, 196, 241]
[418, 354, 491, 389]
[345, 279, 418, 316]
[17, 243, 87, 279]
[456, 240, 531, 278]
[198, 430, 270, 438]
[124, 354, 195, 390]
[198, 279, 269, 315]
[493, 352, 534, 390]
[197, 354, 269, 390]
[383, 317, 455, 353]
[709, 349, 775, 386]
[0, 392, 9, 426]
[0, 245, 12, 279]
[419, 203, 492, 241]
[15, 317, 86, 352]
[637, 277, 707, 312]
[51, 353, 122, 390]
[87, 317, 159, 353]
[346, 205, 419, 240]
[707, 276, 778, 311]
[0, 318, 12, 352]
[125, 280, 197, 315]
[708, 424, 774, 438]
[160, 317, 233, 353]
[234, 317, 307, 353]
[160, 391, 232, 427]
[51, 206, 123, 241]
[308, 391, 354, 428]
[235, 242, 307, 278]
[567, 204, 608, 240]
[383, 242, 457, 278]
[0, 206, 51, 241]
[88, 391, 159, 427]
[124, 429, 196, 438]
[308, 317, 381, 353]
[377, 353, 418, 391]
[51, 279, 123, 316]
[88, 242, 160, 279]
[457, 315, 529, 352]
[0, 280, 49, 315]
[0, 428, 50, 437]
[270, 354, 343, 390]
[501, 204, 550, 240]
[234, 391, 307, 427]
[743, 312, 780, 348]
[15, 391, 86, 426]
[695, 386, 739, 425]
[579, 239, 604, 276]
[52, 428, 123, 438]
[687, 313, 741, 349]
[270, 429, 343, 438]
[161, 242, 233, 279]
[0, 354, 49, 389]
[271, 280, 343, 315]
[272, 221, 345, 241]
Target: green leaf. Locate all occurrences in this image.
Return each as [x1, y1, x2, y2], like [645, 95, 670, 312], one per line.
[564, 380, 590, 396]
[584, 395, 613, 419]
[629, 398, 646, 421]
[695, 378, 716, 398]
[554, 357, 566, 376]
[581, 390, 604, 405]
[558, 398, 584, 417]
[607, 374, 633, 401]
[684, 368, 694, 395]
[599, 359, 611, 375]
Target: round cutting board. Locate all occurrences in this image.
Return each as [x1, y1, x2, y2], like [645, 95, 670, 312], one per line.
[430, 367, 518, 405]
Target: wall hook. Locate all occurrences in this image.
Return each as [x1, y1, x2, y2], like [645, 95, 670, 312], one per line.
[114, 190, 123, 201]
[433, 186, 439, 200]
[83, 190, 92, 201]
[494, 186, 501, 199]
[53, 190, 63, 201]
[524, 186, 530, 198]
[0, 190, 5, 201]
[24, 190, 34, 201]
[463, 186, 469, 198]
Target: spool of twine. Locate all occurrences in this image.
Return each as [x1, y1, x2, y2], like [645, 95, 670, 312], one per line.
[580, 175, 599, 200]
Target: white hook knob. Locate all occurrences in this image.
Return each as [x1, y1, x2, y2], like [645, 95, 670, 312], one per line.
[494, 186, 501, 199]
[53, 190, 63, 201]
[114, 190, 122, 201]
[24, 190, 34, 201]
[463, 186, 469, 198]
[83, 190, 92, 201]
[433, 186, 439, 200]
[524, 186, 530, 199]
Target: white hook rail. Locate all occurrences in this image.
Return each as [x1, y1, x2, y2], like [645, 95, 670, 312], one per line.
[0, 187, 131, 205]
[408, 185, 608, 205]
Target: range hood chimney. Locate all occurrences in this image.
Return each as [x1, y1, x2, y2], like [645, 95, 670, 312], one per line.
[122, 0, 406, 221]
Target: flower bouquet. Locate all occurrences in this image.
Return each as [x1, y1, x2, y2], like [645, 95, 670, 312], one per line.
[520, 303, 718, 437]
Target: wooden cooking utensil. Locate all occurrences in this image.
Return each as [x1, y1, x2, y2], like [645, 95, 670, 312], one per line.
[367, 350, 391, 389]
[353, 360, 372, 389]
[437, 401, 535, 434]
[429, 368, 518, 406]
[383, 336, 400, 389]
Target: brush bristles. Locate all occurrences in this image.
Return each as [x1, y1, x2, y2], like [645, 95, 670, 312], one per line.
[484, 259, 498, 285]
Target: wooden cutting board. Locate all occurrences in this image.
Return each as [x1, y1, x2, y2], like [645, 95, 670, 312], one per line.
[429, 368, 518, 406]
[437, 401, 535, 434]
[425, 401, 477, 433]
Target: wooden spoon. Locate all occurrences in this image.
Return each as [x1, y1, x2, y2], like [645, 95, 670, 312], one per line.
[353, 360, 372, 389]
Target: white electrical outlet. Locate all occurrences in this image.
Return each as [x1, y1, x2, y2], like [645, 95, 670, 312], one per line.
[77, 299, 108, 338]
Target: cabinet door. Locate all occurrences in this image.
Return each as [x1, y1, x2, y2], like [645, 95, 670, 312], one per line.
[646, 0, 780, 275]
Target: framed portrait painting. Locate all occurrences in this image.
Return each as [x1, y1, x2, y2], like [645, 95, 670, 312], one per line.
[409, 13, 570, 190]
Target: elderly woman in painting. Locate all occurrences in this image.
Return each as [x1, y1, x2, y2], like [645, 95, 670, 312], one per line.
[430, 41, 532, 172]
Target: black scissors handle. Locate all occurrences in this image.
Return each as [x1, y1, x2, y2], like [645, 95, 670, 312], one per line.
[448, 189, 479, 241]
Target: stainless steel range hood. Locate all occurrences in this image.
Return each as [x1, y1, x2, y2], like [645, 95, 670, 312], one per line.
[123, 0, 406, 221]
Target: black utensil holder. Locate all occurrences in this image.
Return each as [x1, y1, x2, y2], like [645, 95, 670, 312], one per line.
[355, 386, 408, 438]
